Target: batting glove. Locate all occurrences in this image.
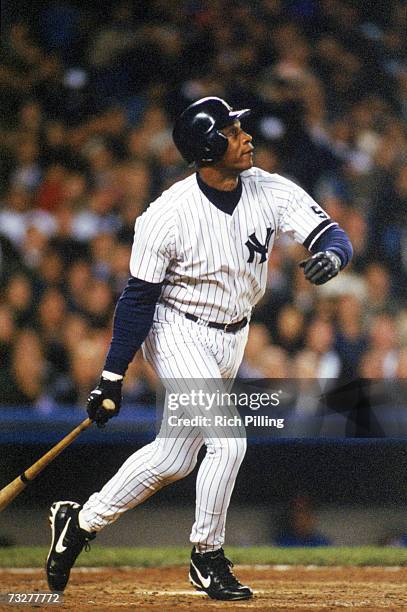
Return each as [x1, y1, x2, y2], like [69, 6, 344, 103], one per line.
[86, 376, 123, 428]
[299, 251, 341, 285]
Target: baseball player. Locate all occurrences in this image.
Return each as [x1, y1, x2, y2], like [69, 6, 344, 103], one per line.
[46, 97, 352, 600]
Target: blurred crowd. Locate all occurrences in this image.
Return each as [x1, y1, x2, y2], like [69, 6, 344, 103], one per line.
[0, 0, 406, 409]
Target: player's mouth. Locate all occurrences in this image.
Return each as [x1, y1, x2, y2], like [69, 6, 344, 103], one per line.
[242, 146, 254, 157]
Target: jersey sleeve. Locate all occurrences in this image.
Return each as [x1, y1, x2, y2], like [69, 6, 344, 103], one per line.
[129, 199, 176, 283]
[278, 180, 337, 250]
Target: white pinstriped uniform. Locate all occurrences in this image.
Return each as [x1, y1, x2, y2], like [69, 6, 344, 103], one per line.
[81, 167, 335, 550]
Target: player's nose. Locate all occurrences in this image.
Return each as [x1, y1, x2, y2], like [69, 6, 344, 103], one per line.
[242, 130, 253, 143]
[241, 130, 254, 152]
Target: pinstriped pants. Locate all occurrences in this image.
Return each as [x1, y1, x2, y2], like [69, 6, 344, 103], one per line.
[81, 305, 249, 551]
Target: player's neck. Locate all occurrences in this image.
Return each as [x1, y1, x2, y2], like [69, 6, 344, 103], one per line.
[198, 167, 240, 192]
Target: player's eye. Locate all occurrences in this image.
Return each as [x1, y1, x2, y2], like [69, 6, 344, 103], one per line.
[228, 128, 239, 138]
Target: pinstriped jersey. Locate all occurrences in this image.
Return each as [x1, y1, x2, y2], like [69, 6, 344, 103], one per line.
[130, 167, 336, 324]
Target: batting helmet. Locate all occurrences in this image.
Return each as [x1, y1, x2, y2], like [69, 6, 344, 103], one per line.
[172, 97, 251, 165]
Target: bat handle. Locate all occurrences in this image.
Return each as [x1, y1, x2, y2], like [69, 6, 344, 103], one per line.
[24, 418, 93, 481]
[102, 399, 116, 411]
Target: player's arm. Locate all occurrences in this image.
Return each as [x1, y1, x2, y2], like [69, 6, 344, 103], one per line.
[86, 277, 162, 427]
[299, 225, 353, 285]
[87, 200, 175, 427]
[277, 179, 352, 285]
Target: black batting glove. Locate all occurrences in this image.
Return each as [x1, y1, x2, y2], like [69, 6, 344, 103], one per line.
[86, 376, 123, 428]
[299, 250, 341, 285]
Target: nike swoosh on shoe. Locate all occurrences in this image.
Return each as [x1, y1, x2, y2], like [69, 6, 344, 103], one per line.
[55, 518, 71, 553]
[191, 560, 211, 588]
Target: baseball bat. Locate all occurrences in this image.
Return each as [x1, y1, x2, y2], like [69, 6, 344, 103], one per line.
[0, 399, 116, 512]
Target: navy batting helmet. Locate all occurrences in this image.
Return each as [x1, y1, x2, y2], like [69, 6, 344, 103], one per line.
[172, 97, 251, 165]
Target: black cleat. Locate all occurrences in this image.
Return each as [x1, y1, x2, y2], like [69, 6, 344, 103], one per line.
[189, 547, 253, 601]
[46, 501, 95, 592]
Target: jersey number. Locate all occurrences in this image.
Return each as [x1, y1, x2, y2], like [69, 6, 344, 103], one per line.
[311, 205, 328, 219]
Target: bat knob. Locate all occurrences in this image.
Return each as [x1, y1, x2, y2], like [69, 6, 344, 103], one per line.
[102, 399, 116, 411]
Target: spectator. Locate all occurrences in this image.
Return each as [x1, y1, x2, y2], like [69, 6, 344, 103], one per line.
[20, 225, 52, 270]
[363, 263, 397, 320]
[275, 304, 305, 354]
[0, 187, 32, 247]
[40, 120, 74, 168]
[335, 294, 368, 380]
[36, 287, 69, 375]
[0, 329, 47, 406]
[36, 247, 65, 289]
[0, 305, 16, 369]
[110, 242, 132, 296]
[239, 323, 272, 378]
[367, 313, 399, 378]
[35, 164, 67, 212]
[80, 278, 114, 328]
[64, 260, 92, 314]
[255, 346, 290, 379]
[10, 135, 42, 193]
[305, 318, 342, 379]
[4, 273, 35, 327]
[71, 187, 120, 241]
[89, 233, 116, 281]
[68, 336, 108, 405]
[274, 494, 332, 547]
[0, 234, 22, 283]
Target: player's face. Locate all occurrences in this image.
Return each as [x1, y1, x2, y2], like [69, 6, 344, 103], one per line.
[219, 121, 254, 171]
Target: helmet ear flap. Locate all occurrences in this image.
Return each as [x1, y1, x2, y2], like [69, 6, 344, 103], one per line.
[201, 130, 229, 163]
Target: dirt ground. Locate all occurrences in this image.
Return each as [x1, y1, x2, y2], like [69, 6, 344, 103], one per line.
[0, 566, 406, 611]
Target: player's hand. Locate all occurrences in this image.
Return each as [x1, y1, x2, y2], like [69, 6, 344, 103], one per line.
[86, 377, 123, 428]
[299, 251, 341, 285]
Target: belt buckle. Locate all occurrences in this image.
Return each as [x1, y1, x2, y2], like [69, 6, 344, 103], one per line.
[224, 322, 233, 333]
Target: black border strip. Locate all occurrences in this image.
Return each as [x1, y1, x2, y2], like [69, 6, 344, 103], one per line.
[303, 219, 333, 249]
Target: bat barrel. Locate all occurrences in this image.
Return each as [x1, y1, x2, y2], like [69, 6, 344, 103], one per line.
[0, 476, 27, 512]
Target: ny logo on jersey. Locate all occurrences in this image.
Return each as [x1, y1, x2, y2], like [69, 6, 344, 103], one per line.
[245, 228, 274, 263]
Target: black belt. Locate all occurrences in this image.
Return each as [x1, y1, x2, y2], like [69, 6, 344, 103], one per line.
[185, 313, 248, 333]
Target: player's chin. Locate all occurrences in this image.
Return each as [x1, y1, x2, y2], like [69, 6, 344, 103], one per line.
[239, 154, 254, 170]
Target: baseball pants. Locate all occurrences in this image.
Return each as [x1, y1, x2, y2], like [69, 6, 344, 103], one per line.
[80, 305, 249, 551]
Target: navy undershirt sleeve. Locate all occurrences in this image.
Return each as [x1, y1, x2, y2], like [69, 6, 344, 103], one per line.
[311, 226, 353, 269]
[104, 277, 162, 376]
